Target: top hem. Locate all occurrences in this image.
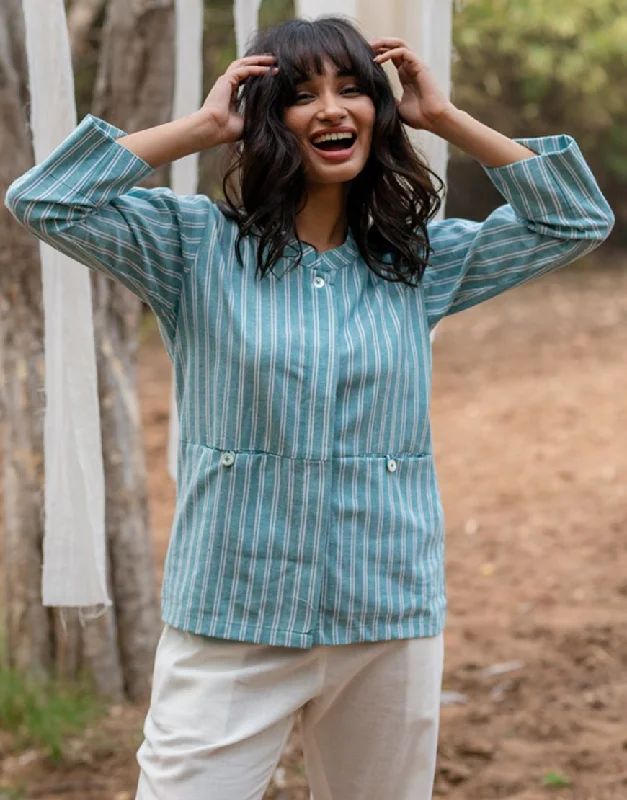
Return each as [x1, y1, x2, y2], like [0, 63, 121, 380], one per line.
[161, 606, 446, 650]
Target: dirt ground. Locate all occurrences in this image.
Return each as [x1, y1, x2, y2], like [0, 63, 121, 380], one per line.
[2, 254, 627, 799]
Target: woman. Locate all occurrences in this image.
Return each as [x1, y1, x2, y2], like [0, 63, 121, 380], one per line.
[5, 16, 613, 800]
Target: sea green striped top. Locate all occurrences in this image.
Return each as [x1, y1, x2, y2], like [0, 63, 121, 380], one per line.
[5, 115, 614, 647]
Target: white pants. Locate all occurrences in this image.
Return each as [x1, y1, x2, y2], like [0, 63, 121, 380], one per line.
[136, 625, 444, 800]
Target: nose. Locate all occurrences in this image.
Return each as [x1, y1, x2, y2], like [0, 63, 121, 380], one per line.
[316, 90, 347, 123]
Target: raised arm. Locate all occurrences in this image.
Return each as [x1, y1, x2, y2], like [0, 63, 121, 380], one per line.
[4, 116, 205, 344]
[373, 36, 540, 169]
[4, 55, 277, 344]
[372, 39, 615, 328]
[422, 132, 614, 327]
[115, 54, 277, 166]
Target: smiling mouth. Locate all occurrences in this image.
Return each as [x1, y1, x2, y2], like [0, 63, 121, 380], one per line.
[311, 133, 358, 152]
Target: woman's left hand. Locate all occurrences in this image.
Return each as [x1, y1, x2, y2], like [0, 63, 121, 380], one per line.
[371, 38, 455, 133]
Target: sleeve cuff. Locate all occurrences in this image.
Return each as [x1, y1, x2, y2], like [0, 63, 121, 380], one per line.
[81, 114, 155, 176]
[482, 134, 582, 219]
[50, 114, 155, 201]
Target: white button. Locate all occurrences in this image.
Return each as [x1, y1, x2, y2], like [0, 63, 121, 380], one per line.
[220, 451, 235, 467]
[386, 457, 397, 473]
[313, 275, 326, 288]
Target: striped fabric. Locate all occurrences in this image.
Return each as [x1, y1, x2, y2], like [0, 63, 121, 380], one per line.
[5, 115, 614, 647]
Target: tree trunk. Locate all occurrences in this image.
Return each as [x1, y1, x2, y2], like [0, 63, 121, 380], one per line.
[0, 0, 51, 678]
[84, 0, 175, 703]
[66, 0, 107, 64]
[0, 0, 174, 703]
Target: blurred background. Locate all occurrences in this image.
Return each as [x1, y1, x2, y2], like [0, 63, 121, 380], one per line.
[1, 1, 626, 798]
[69, 0, 627, 238]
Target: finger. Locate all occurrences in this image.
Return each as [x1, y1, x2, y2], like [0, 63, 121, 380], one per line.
[226, 65, 277, 83]
[370, 37, 408, 50]
[374, 47, 420, 69]
[233, 54, 277, 65]
[373, 47, 411, 65]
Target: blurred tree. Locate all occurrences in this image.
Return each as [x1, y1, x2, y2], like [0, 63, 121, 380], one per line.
[66, 0, 106, 62]
[0, 0, 50, 679]
[78, 0, 174, 703]
[448, 0, 626, 235]
[0, 0, 173, 702]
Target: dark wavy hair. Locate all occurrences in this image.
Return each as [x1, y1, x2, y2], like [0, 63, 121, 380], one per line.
[218, 16, 443, 286]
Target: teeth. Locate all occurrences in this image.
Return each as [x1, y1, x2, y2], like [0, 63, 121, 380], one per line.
[312, 132, 355, 145]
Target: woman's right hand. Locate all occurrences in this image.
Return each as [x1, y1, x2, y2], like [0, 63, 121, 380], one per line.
[115, 56, 276, 168]
[200, 55, 277, 145]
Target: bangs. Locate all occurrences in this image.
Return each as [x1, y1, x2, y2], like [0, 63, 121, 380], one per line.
[254, 18, 380, 102]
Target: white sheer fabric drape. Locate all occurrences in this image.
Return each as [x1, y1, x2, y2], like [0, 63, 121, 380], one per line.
[167, 0, 205, 481]
[234, 0, 264, 57]
[21, 0, 109, 607]
[296, 0, 357, 16]
[409, 0, 453, 214]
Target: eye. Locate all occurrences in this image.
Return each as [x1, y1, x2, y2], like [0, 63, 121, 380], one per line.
[293, 91, 314, 104]
[341, 85, 362, 96]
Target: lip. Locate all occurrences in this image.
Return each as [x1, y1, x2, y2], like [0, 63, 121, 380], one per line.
[309, 139, 358, 162]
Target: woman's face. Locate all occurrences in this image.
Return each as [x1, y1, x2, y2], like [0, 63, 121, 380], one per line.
[283, 60, 376, 186]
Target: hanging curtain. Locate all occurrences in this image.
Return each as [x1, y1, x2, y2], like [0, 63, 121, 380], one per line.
[411, 0, 453, 209]
[296, 0, 357, 17]
[21, 0, 109, 607]
[357, 0, 453, 207]
[234, 0, 264, 57]
[167, 0, 205, 481]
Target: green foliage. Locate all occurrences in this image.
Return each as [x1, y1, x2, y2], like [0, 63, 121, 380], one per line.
[542, 769, 572, 788]
[0, 650, 104, 763]
[453, 0, 627, 224]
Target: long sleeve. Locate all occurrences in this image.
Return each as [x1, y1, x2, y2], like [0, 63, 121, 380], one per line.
[422, 135, 615, 329]
[4, 114, 215, 343]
